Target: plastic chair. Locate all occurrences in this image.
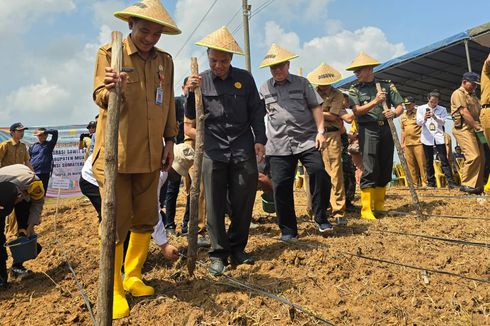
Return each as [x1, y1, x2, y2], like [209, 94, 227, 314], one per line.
[395, 163, 408, 187]
[433, 160, 446, 188]
[390, 165, 400, 187]
[455, 157, 465, 182]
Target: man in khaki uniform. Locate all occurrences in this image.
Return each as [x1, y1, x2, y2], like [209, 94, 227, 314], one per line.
[0, 123, 32, 169]
[307, 63, 347, 224]
[92, 0, 180, 319]
[400, 97, 427, 187]
[450, 72, 485, 194]
[480, 53, 490, 191]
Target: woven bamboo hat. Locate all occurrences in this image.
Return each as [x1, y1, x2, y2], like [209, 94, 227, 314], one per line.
[259, 43, 298, 68]
[345, 51, 380, 71]
[195, 26, 244, 55]
[114, 0, 181, 35]
[307, 63, 342, 85]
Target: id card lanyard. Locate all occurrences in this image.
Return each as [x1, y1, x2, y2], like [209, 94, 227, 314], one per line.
[156, 64, 164, 105]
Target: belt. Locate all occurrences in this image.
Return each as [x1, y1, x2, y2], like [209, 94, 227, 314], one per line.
[325, 126, 339, 132]
[482, 104, 490, 108]
[358, 120, 387, 127]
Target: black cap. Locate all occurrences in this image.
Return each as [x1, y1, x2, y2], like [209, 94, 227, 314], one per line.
[462, 72, 480, 84]
[86, 121, 96, 129]
[403, 96, 414, 105]
[9, 122, 28, 132]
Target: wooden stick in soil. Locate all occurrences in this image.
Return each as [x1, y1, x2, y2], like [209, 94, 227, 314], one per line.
[187, 57, 204, 275]
[96, 31, 123, 326]
[375, 82, 424, 220]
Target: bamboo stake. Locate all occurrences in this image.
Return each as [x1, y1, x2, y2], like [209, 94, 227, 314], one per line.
[96, 31, 123, 326]
[375, 82, 424, 220]
[187, 57, 204, 275]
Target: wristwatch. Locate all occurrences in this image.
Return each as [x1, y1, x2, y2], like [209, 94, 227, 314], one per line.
[317, 128, 325, 134]
[164, 136, 177, 143]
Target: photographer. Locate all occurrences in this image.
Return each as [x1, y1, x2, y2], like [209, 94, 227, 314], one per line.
[79, 120, 96, 161]
[416, 90, 457, 188]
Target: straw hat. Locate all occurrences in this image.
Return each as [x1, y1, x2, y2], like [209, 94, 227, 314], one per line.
[307, 63, 342, 85]
[114, 0, 181, 35]
[171, 143, 195, 177]
[345, 51, 380, 71]
[195, 26, 244, 55]
[259, 43, 298, 68]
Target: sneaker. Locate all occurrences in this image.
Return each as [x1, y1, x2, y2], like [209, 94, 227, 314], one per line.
[208, 257, 228, 276]
[197, 234, 211, 248]
[166, 227, 176, 236]
[335, 217, 348, 226]
[230, 251, 255, 266]
[448, 183, 458, 189]
[11, 264, 32, 278]
[280, 234, 298, 242]
[318, 222, 334, 233]
[460, 185, 483, 195]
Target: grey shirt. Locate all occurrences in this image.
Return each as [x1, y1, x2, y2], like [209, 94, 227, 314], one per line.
[259, 74, 323, 156]
[0, 164, 44, 225]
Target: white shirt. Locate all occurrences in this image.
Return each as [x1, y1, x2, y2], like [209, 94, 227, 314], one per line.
[81, 154, 98, 187]
[416, 103, 447, 145]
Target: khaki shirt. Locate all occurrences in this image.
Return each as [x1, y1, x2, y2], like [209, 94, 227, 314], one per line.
[317, 86, 343, 130]
[0, 139, 30, 167]
[450, 86, 481, 132]
[400, 109, 422, 146]
[481, 58, 490, 105]
[93, 35, 177, 173]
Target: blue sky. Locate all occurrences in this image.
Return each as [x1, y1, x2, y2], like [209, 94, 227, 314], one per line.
[0, 0, 489, 127]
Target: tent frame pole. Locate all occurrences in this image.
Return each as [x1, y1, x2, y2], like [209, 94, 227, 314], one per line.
[464, 39, 472, 72]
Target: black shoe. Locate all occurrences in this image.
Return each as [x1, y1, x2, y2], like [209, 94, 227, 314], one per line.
[448, 183, 458, 189]
[460, 185, 483, 195]
[0, 275, 7, 289]
[197, 234, 211, 248]
[11, 264, 32, 278]
[345, 203, 359, 213]
[180, 227, 188, 236]
[231, 251, 255, 266]
[280, 234, 298, 242]
[166, 226, 176, 236]
[427, 183, 437, 188]
[209, 258, 228, 276]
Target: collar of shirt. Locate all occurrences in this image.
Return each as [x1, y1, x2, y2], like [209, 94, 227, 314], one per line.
[458, 86, 473, 96]
[211, 65, 236, 81]
[317, 86, 335, 99]
[125, 34, 157, 60]
[271, 73, 293, 87]
[8, 139, 19, 146]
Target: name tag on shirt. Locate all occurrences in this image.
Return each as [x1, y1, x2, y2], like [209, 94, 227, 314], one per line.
[156, 87, 163, 105]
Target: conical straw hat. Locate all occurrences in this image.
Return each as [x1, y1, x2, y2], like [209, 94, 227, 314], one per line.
[195, 26, 244, 55]
[307, 63, 342, 85]
[259, 43, 298, 68]
[114, 0, 181, 35]
[345, 51, 380, 71]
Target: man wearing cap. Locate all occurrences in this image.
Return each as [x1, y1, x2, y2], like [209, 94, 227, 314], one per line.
[186, 26, 266, 276]
[480, 53, 490, 191]
[0, 123, 33, 170]
[29, 128, 58, 192]
[79, 121, 96, 162]
[347, 52, 404, 220]
[92, 0, 180, 319]
[0, 164, 45, 282]
[259, 44, 332, 239]
[307, 63, 348, 224]
[400, 97, 427, 187]
[450, 72, 485, 194]
[416, 90, 457, 189]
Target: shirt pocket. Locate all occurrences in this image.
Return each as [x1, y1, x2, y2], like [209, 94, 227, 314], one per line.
[289, 91, 306, 113]
[225, 89, 248, 123]
[201, 89, 221, 121]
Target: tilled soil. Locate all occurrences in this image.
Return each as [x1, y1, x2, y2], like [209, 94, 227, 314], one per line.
[0, 187, 488, 325]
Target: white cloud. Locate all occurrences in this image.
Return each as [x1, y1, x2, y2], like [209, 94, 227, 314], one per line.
[0, 0, 76, 34]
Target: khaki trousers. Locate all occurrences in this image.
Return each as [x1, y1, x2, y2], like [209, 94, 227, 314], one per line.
[322, 132, 345, 217]
[481, 108, 490, 145]
[187, 164, 206, 234]
[93, 153, 160, 243]
[404, 144, 427, 186]
[453, 128, 485, 188]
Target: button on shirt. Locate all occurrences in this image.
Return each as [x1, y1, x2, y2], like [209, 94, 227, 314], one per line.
[185, 66, 266, 163]
[401, 109, 422, 146]
[0, 139, 30, 167]
[317, 86, 343, 130]
[259, 74, 323, 156]
[415, 104, 447, 145]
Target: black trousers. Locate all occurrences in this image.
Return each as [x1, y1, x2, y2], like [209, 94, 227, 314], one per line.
[269, 148, 331, 237]
[202, 156, 258, 259]
[423, 144, 455, 186]
[163, 175, 181, 229]
[79, 176, 102, 222]
[36, 173, 50, 195]
[358, 123, 394, 189]
[0, 182, 18, 282]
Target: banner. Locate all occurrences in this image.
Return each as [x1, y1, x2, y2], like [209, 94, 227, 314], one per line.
[0, 125, 88, 198]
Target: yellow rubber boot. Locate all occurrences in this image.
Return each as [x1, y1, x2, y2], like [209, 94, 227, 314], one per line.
[373, 187, 387, 212]
[360, 188, 376, 220]
[484, 175, 490, 192]
[123, 232, 154, 297]
[113, 243, 130, 319]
